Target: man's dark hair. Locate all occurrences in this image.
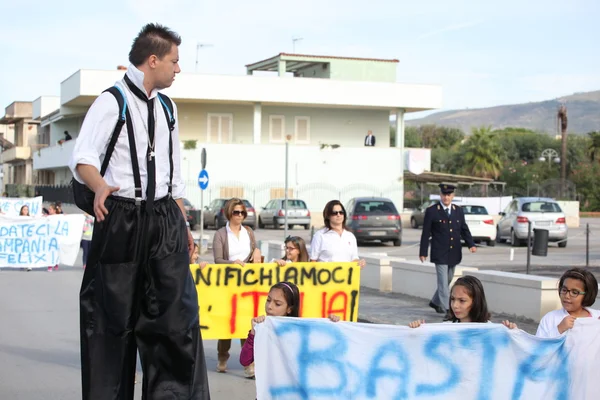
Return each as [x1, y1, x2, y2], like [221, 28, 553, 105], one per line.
[559, 268, 598, 307]
[129, 23, 182, 66]
[449, 275, 490, 323]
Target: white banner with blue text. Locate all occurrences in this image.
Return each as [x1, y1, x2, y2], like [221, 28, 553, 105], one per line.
[0, 214, 85, 268]
[0, 196, 44, 217]
[255, 317, 600, 400]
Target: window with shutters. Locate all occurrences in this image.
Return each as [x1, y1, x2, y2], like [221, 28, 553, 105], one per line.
[269, 115, 285, 143]
[294, 116, 310, 144]
[206, 113, 233, 143]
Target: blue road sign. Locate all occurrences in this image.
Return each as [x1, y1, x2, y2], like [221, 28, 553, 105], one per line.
[198, 170, 209, 190]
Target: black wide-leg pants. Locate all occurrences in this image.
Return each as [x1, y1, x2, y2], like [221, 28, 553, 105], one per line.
[80, 196, 210, 400]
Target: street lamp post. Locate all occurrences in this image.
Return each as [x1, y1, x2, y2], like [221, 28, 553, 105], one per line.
[539, 148, 560, 168]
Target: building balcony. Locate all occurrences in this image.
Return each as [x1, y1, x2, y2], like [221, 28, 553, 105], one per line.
[1, 146, 32, 163]
[33, 139, 75, 170]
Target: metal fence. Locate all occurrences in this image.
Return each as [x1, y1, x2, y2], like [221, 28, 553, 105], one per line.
[182, 180, 405, 212]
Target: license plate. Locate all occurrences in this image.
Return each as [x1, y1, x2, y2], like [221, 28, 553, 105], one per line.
[468, 221, 481, 225]
[536, 221, 551, 226]
[370, 231, 386, 236]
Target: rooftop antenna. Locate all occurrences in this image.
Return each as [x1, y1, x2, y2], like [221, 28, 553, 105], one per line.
[292, 37, 303, 53]
[195, 42, 214, 73]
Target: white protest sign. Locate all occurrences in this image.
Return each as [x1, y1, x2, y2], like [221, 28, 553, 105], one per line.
[0, 214, 85, 268]
[0, 196, 44, 217]
[255, 317, 600, 400]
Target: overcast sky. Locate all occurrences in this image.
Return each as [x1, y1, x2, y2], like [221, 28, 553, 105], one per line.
[1, 0, 598, 118]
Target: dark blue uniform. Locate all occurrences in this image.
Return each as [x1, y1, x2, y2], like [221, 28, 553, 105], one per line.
[419, 203, 475, 265]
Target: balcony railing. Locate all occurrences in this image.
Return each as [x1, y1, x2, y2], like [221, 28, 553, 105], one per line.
[33, 139, 76, 170]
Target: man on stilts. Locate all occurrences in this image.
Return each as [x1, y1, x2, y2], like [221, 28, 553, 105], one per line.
[70, 23, 210, 400]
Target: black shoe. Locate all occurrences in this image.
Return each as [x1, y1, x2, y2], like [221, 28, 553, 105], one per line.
[429, 301, 445, 314]
[443, 311, 453, 321]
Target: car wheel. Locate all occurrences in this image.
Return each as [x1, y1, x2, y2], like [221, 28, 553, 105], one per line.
[511, 230, 522, 247]
[495, 227, 505, 243]
[393, 238, 402, 247]
[273, 218, 280, 229]
[214, 217, 221, 230]
[258, 217, 265, 229]
[304, 224, 310, 230]
[558, 240, 567, 248]
[411, 218, 418, 229]
[487, 239, 496, 247]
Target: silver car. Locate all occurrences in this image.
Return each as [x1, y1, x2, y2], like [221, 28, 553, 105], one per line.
[496, 197, 568, 247]
[258, 199, 311, 230]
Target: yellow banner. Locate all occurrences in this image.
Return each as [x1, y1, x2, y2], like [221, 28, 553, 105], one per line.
[191, 262, 361, 339]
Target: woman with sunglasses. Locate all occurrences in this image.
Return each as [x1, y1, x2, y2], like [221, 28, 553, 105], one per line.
[310, 200, 366, 268]
[212, 197, 261, 377]
[275, 236, 310, 266]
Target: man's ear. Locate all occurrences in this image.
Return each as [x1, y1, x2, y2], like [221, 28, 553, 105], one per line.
[147, 54, 158, 69]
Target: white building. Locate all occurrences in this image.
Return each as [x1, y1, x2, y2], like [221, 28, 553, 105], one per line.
[32, 53, 440, 211]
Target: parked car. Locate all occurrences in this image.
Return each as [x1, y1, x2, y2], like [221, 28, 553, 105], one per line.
[410, 200, 434, 228]
[461, 205, 496, 246]
[203, 198, 257, 230]
[183, 198, 197, 230]
[496, 197, 568, 247]
[258, 199, 311, 230]
[346, 197, 402, 246]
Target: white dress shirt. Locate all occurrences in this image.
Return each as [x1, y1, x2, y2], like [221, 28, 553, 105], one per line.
[226, 223, 252, 262]
[69, 64, 184, 200]
[440, 201, 453, 216]
[536, 307, 600, 338]
[310, 228, 359, 262]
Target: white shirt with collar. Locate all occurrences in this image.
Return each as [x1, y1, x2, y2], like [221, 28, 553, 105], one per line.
[536, 307, 600, 338]
[69, 64, 184, 200]
[226, 222, 252, 262]
[439, 201, 454, 216]
[310, 227, 359, 262]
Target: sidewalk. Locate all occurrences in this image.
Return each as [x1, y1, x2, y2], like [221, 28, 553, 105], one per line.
[357, 286, 540, 334]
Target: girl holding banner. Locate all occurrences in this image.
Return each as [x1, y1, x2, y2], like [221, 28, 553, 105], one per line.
[409, 276, 517, 328]
[275, 236, 309, 265]
[537, 268, 600, 338]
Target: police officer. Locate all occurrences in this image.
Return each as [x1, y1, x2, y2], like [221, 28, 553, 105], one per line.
[419, 183, 476, 319]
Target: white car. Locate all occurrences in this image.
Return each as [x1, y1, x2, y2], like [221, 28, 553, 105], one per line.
[461, 205, 496, 246]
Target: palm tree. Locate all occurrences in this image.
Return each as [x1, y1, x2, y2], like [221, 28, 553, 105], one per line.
[462, 127, 503, 194]
[588, 131, 600, 162]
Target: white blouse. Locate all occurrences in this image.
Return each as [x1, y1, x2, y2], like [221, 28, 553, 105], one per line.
[226, 223, 251, 262]
[536, 307, 600, 338]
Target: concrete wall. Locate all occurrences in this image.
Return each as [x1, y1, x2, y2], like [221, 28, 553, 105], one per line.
[181, 144, 409, 214]
[177, 104, 390, 147]
[330, 60, 397, 82]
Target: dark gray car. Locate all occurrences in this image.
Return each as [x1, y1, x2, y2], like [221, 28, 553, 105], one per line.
[346, 197, 402, 246]
[410, 200, 434, 229]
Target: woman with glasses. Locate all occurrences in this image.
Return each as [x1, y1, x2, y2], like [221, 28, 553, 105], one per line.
[212, 197, 261, 377]
[310, 200, 366, 268]
[276, 236, 310, 265]
[536, 268, 600, 338]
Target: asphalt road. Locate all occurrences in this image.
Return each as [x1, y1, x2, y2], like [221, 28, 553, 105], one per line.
[195, 218, 600, 279]
[0, 269, 256, 400]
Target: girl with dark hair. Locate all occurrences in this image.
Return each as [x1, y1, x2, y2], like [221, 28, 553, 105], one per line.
[310, 200, 365, 268]
[239, 281, 339, 375]
[537, 268, 600, 338]
[275, 236, 309, 265]
[409, 276, 517, 328]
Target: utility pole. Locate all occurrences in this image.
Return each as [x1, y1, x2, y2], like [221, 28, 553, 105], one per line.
[195, 42, 214, 73]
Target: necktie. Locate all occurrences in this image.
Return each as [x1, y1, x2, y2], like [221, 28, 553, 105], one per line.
[146, 100, 156, 214]
[446, 208, 450, 217]
[124, 75, 156, 214]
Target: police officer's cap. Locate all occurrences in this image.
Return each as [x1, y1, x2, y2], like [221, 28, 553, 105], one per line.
[439, 183, 456, 194]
